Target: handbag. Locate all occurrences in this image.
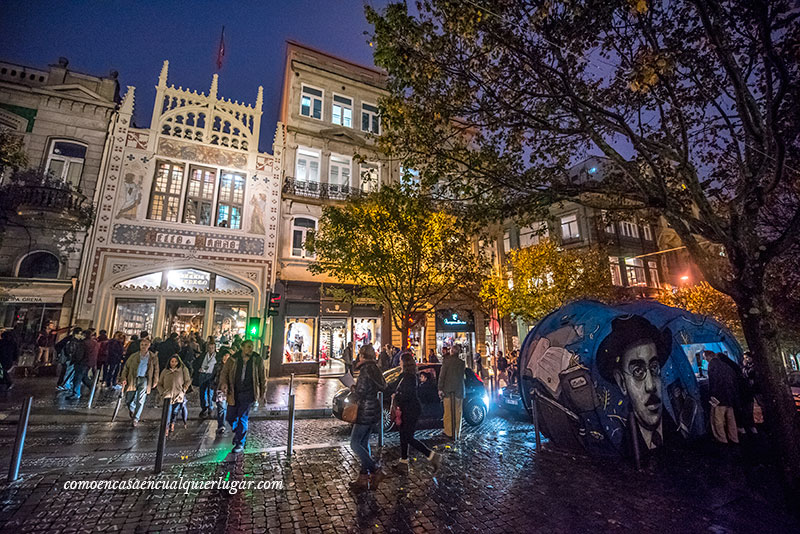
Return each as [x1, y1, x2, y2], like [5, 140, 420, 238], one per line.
[342, 401, 359, 423]
[391, 397, 402, 427]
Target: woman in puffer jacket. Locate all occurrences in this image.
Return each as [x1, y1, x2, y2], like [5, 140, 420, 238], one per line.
[349, 344, 387, 491]
[157, 355, 191, 435]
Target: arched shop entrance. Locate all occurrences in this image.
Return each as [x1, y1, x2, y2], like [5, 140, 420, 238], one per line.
[98, 267, 257, 344]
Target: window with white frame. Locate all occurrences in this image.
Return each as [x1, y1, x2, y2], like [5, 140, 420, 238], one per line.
[519, 222, 548, 248]
[609, 256, 623, 286]
[183, 166, 216, 226]
[648, 260, 660, 287]
[300, 85, 323, 120]
[560, 214, 580, 240]
[620, 220, 639, 238]
[45, 140, 87, 185]
[360, 163, 380, 193]
[642, 224, 653, 241]
[295, 148, 320, 193]
[503, 229, 512, 253]
[332, 95, 353, 127]
[625, 258, 647, 286]
[361, 103, 380, 134]
[216, 171, 245, 229]
[148, 161, 185, 222]
[291, 217, 316, 258]
[328, 155, 351, 194]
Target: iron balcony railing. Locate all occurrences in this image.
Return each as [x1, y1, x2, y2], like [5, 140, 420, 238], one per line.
[1, 183, 89, 217]
[283, 177, 365, 201]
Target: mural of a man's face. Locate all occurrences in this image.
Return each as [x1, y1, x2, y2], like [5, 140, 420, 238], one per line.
[613, 341, 662, 431]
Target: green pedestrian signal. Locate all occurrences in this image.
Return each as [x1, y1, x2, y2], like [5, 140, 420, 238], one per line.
[246, 317, 261, 339]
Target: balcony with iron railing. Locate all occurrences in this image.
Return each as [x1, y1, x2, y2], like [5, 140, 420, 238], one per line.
[282, 176, 365, 202]
[0, 170, 94, 227]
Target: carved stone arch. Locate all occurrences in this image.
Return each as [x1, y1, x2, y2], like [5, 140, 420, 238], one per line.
[104, 262, 259, 296]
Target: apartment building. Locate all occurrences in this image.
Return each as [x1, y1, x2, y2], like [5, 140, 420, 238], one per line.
[271, 41, 397, 377]
[0, 57, 118, 353]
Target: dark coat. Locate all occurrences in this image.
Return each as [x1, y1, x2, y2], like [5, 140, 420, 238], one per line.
[83, 338, 100, 368]
[353, 360, 387, 425]
[394, 372, 422, 419]
[106, 339, 124, 365]
[0, 337, 19, 370]
[709, 358, 740, 407]
[158, 338, 180, 363]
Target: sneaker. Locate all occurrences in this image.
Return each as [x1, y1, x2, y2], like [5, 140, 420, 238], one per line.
[216, 427, 225, 435]
[232, 444, 244, 454]
[428, 451, 442, 472]
[132, 419, 139, 428]
[56, 385, 68, 391]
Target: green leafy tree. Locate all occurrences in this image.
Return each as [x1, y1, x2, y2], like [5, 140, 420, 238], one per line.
[0, 130, 28, 174]
[483, 239, 618, 323]
[307, 185, 487, 349]
[367, 0, 800, 488]
[657, 281, 743, 341]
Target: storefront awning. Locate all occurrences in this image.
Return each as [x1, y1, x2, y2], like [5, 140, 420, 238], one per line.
[0, 282, 71, 304]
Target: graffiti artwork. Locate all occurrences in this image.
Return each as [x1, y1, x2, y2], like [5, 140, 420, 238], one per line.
[518, 300, 742, 457]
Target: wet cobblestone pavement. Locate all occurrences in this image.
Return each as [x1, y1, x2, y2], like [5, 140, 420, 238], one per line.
[1, 378, 798, 533]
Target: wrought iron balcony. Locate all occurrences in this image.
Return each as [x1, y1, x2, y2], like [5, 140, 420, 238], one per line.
[283, 177, 363, 201]
[0, 171, 93, 227]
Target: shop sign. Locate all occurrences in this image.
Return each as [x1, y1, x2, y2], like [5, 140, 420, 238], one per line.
[0, 286, 69, 304]
[0, 295, 48, 304]
[112, 224, 264, 255]
[320, 301, 351, 316]
[436, 310, 475, 332]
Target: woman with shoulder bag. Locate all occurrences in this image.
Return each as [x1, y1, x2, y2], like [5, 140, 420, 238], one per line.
[348, 344, 387, 491]
[393, 352, 442, 473]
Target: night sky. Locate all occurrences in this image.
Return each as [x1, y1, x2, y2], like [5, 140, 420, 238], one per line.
[0, 0, 387, 152]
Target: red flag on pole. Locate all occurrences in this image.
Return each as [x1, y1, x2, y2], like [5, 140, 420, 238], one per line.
[216, 26, 226, 71]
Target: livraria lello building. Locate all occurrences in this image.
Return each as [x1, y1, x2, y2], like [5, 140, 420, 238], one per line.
[73, 61, 281, 349]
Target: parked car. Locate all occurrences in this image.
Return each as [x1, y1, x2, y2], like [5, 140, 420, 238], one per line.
[332, 363, 490, 431]
[497, 384, 527, 414]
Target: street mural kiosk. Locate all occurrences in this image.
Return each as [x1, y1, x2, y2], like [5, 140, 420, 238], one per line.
[518, 300, 743, 456]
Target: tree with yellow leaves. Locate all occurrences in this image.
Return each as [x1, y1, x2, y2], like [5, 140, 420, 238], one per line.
[657, 282, 743, 341]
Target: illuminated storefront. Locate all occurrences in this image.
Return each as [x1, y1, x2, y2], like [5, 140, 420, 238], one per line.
[102, 268, 255, 341]
[435, 310, 476, 361]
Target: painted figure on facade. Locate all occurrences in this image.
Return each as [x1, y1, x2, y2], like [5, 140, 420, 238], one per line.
[116, 173, 143, 219]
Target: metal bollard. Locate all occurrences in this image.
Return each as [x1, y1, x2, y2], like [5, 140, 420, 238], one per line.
[531, 389, 541, 450]
[449, 392, 457, 442]
[87, 369, 100, 409]
[8, 396, 33, 482]
[287, 393, 296, 457]
[378, 391, 384, 448]
[154, 398, 171, 474]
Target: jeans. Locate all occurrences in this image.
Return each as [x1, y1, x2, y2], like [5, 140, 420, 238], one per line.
[198, 373, 214, 411]
[350, 423, 377, 474]
[216, 398, 227, 430]
[399, 412, 431, 460]
[226, 391, 254, 447]
[71, 364, 88, 398]
[171, 400, 187, 424]
[60, 361, 75, 389]
[103, 361, 120, 388]
[126, 376, 149, 421]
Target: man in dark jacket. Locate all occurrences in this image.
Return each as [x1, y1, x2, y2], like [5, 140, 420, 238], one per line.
[56, 327, 83, 391]
[67, 329, 91, 400]
[104, 332, 125, 388]
[158, 332, 181, 370]
[349, 344, 387, 490]
[706, 351, 741, 444]
[218, 340, 267, 453]
[0, 330, 19, 389]
[378, 345, 391, 371]
[125, 330, 149, 359]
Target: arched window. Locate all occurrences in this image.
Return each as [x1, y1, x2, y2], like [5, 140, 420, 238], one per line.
[45, 140, 87, 186]
[17, 251, 60, 279]
[291, 218, 316, 258]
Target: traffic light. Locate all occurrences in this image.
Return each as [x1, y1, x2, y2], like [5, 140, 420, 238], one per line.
[267, 291, 281, 317]
[246, 317, 261, 340]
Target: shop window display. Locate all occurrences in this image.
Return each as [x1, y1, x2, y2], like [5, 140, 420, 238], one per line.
[113, 299, 156, 338]
[353, 317, 381, 352]
[213, 302, 248, 345]
[320, 318, 348, 376]
[284, 317, 315, 363]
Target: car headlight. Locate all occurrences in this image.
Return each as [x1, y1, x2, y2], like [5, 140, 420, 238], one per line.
[498, 387, 505, 396]
[482, 394, 490, 407]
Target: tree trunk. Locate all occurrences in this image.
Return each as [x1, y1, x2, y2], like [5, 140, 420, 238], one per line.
[401, 315, 410, 351]
[736, 289, 800, 498]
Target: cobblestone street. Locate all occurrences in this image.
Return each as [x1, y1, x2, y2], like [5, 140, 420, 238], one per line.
[1, 378, 797, 533]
